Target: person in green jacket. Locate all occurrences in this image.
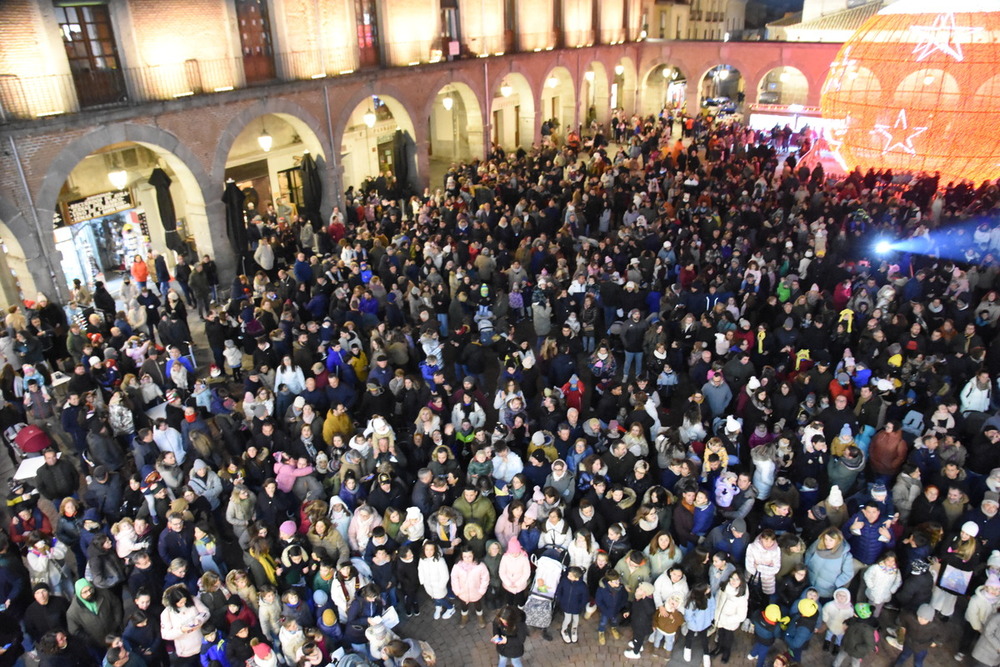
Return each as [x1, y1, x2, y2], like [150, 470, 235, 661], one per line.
[67, 578, 123, 658]
[453, 486, 497, 534]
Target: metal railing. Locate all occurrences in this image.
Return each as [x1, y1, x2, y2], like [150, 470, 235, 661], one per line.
[0, 31, 640, 123]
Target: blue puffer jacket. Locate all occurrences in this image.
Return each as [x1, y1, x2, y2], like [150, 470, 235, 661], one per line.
[845, 512, 894, 565]
[783, 613, 817, 651]
[804, 539, 855, 597]
[555, 578, 590, 615]
[595, 578, 628, 619]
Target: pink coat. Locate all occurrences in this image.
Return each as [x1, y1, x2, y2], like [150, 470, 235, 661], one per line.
[494, 512, 521, 550]
[273, 456, 314, 493]
[499, 541, 532, 594]
[451, 560, 490, 603]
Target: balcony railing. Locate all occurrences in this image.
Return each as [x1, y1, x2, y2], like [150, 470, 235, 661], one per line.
[0, 32, 637, 123]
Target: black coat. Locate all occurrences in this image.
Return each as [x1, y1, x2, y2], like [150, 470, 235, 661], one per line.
[629, 596, 656, 637]
[493, 617, 528, 658]
[24, 596, 69, 642]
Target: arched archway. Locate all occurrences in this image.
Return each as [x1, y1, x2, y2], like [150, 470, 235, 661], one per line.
[0, 196, 32, 304]
[640, 63, 688, 116]
[51, 141, 215, 295]
[428, 82, 485, 167]
[580, 62, 610, 129]
[612, 57, 638, 115]
[540, 66, 576, 141]
[35, 124, 220, 294]
[213, 100, 335, 216]
[490, 72, 536, 151]
[339, 94, 418, 193]
[757, 66, 809, 106]
[699, 65, 744, 113]
[221, 112, 328, 232]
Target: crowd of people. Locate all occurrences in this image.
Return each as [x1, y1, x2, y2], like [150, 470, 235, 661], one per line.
[1, 106, 1000, 667]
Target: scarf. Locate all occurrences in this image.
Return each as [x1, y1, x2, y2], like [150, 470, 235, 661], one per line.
[757, 330, 766, 354]
[839, 308, 855, 333]
[253, 550, 279, 585]
[74, 578, 98, 614]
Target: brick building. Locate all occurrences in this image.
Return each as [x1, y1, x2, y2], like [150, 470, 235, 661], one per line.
[0, 0, 837, 301]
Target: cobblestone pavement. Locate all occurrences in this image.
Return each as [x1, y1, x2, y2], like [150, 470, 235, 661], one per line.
[395, 600, 970, 667]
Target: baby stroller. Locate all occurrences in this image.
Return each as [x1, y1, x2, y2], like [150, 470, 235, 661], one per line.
[523, 547, 567, 639]
[9, 424, 50, 461]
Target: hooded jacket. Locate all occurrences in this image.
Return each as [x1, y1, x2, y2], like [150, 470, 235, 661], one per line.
[595, 576, 628, 619]
[450, 559, 490, 603]
[499, 539, 531, 594]
[417, 555, 450, 600]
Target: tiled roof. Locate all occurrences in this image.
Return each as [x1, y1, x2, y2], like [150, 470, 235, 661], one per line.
[772, 1, 886, 33]
[767, 12, 803, 28]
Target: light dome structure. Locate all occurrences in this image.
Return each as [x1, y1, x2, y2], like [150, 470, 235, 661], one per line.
[820, 0, 1000, 184]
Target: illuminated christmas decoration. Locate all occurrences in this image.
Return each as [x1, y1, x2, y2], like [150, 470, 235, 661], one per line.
[820, 0, 1000, 185]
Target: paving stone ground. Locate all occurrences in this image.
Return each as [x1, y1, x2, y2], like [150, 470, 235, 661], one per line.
[394, 599, 971, 667]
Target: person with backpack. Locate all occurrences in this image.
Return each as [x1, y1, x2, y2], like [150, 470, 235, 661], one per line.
[833, 603, 880, 667]
[748, 604, 787, 667]
[783, 597, 820, 661]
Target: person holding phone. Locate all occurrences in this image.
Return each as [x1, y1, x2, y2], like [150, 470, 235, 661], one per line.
[492, 605, 527, 667]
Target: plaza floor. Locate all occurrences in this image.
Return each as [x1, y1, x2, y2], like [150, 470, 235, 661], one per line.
[395, 598, 969, 667]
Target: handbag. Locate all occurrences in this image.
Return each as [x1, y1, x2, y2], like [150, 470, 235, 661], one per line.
[748, 573, 768, 612]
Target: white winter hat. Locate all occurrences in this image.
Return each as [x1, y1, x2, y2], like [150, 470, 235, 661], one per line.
[725, 416, 741, 433]
[962, 521, 980, 538]
[747, 377, 761, 391]
[828, 485, 844, 507]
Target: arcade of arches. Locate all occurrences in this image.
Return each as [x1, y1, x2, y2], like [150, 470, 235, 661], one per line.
[3, 42, 836, 298]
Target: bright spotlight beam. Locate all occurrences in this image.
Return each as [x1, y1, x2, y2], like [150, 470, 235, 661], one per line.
[875, 240, 893, 255]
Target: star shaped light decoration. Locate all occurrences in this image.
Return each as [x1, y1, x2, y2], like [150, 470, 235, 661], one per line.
[871, 109, 928, 155]
[823, 46, 859, 93]
[910, 12, 984, 62]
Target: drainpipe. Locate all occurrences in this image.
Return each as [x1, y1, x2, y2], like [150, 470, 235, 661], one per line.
[8, 136, 63, 303]
[322, 83, 341, 211]
[484, 57, 490, 157]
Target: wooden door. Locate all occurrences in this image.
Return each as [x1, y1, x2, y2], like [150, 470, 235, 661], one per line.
[235, 0, 275, 83]
[355, 0, 380, 68]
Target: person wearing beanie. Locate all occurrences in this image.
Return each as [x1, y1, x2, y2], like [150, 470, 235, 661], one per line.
[748, 604, 787, 667]
[498, 538, 532, 608]
[890, 603, 941, 665]
[931, 521, 983, 620]
[782, 597, 820, 661]
[247, 641, 278, 667]
[955, 572, 1000, 661]
[833, 604, 879, 667]
[623, 580, 656, 660]
[971, 609, 1000, 666]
